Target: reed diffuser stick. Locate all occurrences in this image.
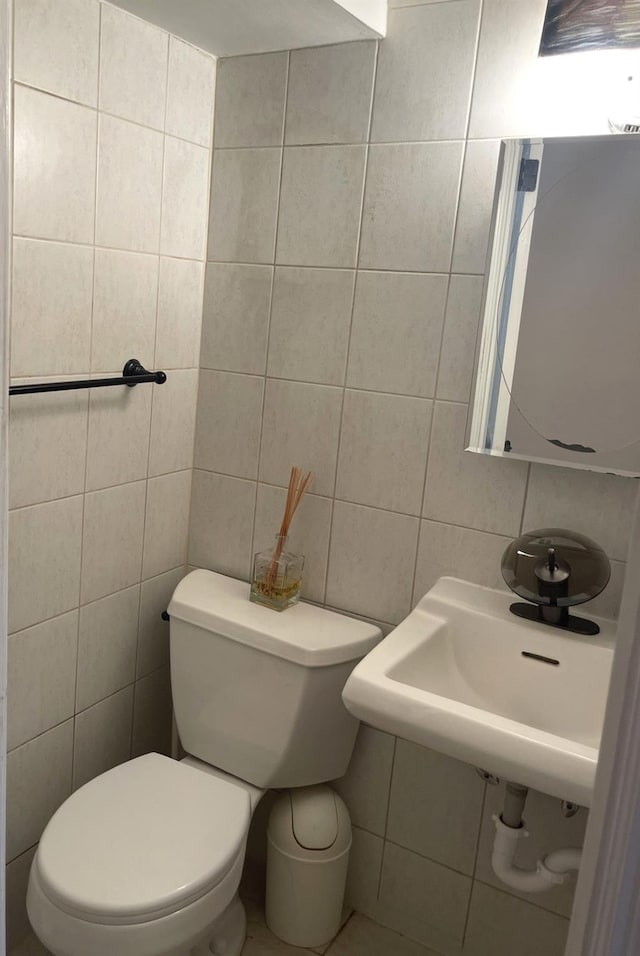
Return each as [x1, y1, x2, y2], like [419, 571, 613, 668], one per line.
[266, 466, 313, 587]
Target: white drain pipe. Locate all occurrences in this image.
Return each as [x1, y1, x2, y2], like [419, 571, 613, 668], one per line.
[490, 783, 582, 893]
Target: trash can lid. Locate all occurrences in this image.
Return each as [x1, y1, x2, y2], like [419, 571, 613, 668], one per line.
[269, 785, 351, 853]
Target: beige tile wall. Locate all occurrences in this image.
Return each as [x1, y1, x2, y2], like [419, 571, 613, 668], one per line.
[6, 0, 215, 948]
[193, 1, 638, 954]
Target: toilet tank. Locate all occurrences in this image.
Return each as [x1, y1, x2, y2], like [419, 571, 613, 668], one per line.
[168, 570, 382, 789]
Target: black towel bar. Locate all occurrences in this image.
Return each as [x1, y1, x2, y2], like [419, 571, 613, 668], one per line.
[9, 359, 167, 396]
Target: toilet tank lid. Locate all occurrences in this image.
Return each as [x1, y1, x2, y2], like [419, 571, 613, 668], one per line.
[168, 570, 382, 667]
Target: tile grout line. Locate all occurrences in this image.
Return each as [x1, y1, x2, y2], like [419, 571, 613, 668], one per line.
[322, 38, 380, 608]
[248, 51, 290, 574]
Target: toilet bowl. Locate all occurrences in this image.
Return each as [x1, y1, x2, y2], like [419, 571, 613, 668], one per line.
[26, 570, 382, 956]
[28, 754, 263, 956]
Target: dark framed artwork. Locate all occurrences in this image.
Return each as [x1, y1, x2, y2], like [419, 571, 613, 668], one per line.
[540, 0, 640, 56]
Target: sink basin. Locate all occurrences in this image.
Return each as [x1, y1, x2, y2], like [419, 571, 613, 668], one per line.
[342, 577, 615, 806]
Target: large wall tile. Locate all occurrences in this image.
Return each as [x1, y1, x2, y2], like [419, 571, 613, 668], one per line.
[326, 502, 419, 624]
[155, 258, 204, 370]
[214, 52, 288, 148]
[166, 37, 216, 147]
[475, 782, 587, 918]
[9, 387, 88, 509]
[345, 827, 384, 921]
[6, 719, 73, 861]
[253, 483, 331, 604]
[11, 238, 93, 378]
[132, 667, 172, 757]
[464, 882, 569, 956]
[413, 520, 510, 604]
[11, 239, 93, 376]
[387, 741, 485, 875]
[371, 1, 480, 142]
[99, 3, 168, 130]
[267, 267, 355, 386]
[148, 368, 199, 477]
[195, 370, 264, 479]
[201, 263, 272, 374]
[9, 496, 83, 633]
[359, 143, 463, 272]
[91, 248, 158, 372]
[259, 379, 343, 496]
[73, 685, 134, 790]
[161, 137, 210, 260]
[76, 586, 140, 711]
[286, 41, 376, 145]
[346, 271, 448, 398]
[333, 725, 395, 836]
[451, 140, 501, 274]
[436, 275, 484, 404]
[8, 611, 78, 751]
[6, 845, 37, 952]
[188, 470, 256, 579]
[81, 481, 146, 604]
[96, 114, 163, 253]
[276, 146, 366, 268]
[523, 464, 637, 563]
[14, 0, 99, 106]
[336, 390, 433, 515]
[142, 471, 192, 579]
[137, 567, 184, 678]
[423, 402, 528, 536]
[377, 842, 471, 951]
[208, 148, 281, 263]
[13, 85, 96, 243]
[85, 377, 152, 491]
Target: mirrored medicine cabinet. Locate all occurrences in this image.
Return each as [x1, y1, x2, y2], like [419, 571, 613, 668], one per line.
[466, 133, 640, 478]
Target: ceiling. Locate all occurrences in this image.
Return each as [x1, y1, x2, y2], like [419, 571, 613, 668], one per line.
[108, 0, 386, 57]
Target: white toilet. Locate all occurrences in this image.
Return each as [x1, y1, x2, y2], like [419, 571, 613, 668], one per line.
[27, 570, 381, 956]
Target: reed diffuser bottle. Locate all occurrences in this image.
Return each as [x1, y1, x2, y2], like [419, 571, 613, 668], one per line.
[250, 467, 312, 611]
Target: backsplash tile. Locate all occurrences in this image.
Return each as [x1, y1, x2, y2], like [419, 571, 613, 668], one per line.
[99, 3, 168, 130]
[13, 85, 97, 243]
[267, 267, 354, 386]
[11, 238, 93, 378]
[214, 52, 288, 148]
[386, 741, 485, 876]
[276, 145, 367, 268]
[346, 271, 448, 398]
[259, 379, 343, 496]
[165, 36, 216, 147]
[208, 147, 281, 263]
[359, 143, 463, 272]
[13, 0, 100, 106]
[335, 389, 433, 515]
[371, 1, 480, 143]
[326, 502, 419, 624]
[423, 402, 529, 537]
[95, 113, 164, 253]
[286, 41, 376, 146]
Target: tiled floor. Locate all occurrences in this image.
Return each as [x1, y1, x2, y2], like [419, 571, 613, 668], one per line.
[11, 904, 439, 956]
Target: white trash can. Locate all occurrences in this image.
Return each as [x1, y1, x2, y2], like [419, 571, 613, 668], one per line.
[265, 784, 351, 948]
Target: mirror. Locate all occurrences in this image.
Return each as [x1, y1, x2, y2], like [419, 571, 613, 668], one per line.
[466, 133, 640, 478]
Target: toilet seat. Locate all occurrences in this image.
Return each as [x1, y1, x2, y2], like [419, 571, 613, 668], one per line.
[35, 753, 251, 924]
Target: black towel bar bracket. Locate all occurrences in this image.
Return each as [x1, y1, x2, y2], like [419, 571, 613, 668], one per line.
[9, 359, 167, 396]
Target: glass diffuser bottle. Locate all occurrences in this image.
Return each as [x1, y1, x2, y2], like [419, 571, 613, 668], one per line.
[250, 466, 312, 612]
[250, 534, 304, 612]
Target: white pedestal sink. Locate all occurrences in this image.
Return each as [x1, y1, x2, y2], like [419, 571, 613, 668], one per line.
[342, 577, 615, 806]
